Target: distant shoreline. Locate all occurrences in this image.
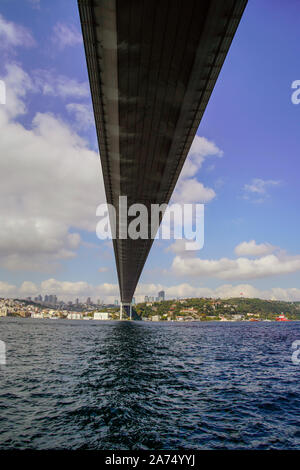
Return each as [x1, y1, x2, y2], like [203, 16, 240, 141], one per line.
[1, 317, 300, 323]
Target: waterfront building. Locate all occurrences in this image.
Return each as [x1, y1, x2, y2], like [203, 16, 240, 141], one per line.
[67, 312, 83, 320]
[31, 312, 44, 319]
[151, 315, 160, 322]
[93, 312, 109, 320]
[0, 307, 8, 317]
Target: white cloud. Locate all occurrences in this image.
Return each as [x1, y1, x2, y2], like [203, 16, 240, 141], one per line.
[171, 251, 300, 281]
[0, 63, 106, 272]
[52, 23, 82, 49]
[66, 103, 94, 129]
[19, 281, 38, 295]
[235, 240, 277, 257]
[2, 63, 36, 118]
[166, 239, 198, 259]
[173, 178, 216, 204]
[172, 136, 222, 204]
[181, 136, 223, 179]
[34, 70, 89, 99]
[0, 13, 35, 49]
[166, 239, 189, 255]
[0, 281, 17, 296]
[244, 178, 280, 194]
[6, 278, 300, 303]
[243, 178, 280, 202]
[41, 278, 91, 296]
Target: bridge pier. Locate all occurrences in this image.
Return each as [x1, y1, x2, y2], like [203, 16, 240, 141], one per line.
[119, 302, 133, 320]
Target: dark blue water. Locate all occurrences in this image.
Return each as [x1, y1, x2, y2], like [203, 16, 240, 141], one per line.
[0, 318, 299, 450]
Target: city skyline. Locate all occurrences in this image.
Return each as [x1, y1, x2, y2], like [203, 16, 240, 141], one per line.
[20, 289, 166, 306]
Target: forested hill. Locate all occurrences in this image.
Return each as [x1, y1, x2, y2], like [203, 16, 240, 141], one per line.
[134, 297, 300, 321]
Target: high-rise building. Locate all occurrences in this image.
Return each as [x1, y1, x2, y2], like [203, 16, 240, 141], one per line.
[144, 296, 149, 303]
[158, 290, 165, 301]
[132, 297, 135, 305]
[75, 298, 79, 306]
[114, 299, 119, 306]
[46, 294, 57, 305]
[86, 297, 91, 305]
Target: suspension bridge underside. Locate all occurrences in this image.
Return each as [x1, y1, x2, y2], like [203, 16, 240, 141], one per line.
[78, 0, 247, 303]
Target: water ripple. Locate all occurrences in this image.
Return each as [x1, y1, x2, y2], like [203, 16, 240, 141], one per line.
[0, 318, 299, 449]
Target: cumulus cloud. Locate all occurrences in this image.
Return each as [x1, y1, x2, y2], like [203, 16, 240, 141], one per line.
[40, 278, 91, 296]
[166, 239, 189, 255]
[170, 240, 300, 281]
[0, 13, 35, 49]
[180, 136, 223, 179]
[166, 239, 197, 258]
[19, 281, 38, 295]
[0, 218, 81, 272]
[172, 178, 216, 204]
[171, 253, 300, 280]
[0, 281, 17, 296]
[235, 240, 277, 257]
[52, 23, 82, 49]
[5, 278, 300, 303]
[0, 63, 106, 272]
[172, 136, 222, 204]
[2, 63, 36, 117]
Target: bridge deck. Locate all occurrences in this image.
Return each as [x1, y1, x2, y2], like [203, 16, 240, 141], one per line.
[78, 0, 247, 303]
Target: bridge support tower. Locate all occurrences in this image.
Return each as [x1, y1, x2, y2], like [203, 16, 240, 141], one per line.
[119, 302, 133, 320]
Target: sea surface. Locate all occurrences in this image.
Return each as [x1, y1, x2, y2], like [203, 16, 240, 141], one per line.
[0, 318, 299, 450]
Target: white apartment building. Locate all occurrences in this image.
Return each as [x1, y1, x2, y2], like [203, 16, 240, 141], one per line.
[31, 312, 44, 319]
[67, 312, 83, 320]
[93, 312, 109, 320]
[0, 307, 8, 317]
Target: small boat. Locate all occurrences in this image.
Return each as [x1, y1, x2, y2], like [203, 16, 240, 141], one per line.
[275, 313, 289, 321]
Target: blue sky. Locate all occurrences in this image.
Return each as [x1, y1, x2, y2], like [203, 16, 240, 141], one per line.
[0, 0, 300, 302]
